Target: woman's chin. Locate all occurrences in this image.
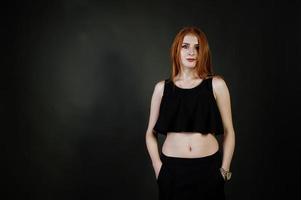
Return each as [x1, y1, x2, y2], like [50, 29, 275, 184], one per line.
[183, 64, 196, 69]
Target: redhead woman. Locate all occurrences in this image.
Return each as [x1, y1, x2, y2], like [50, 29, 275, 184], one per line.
[145, 26, 235, 200]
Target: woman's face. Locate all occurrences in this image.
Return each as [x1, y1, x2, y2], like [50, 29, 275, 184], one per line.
[180, 34, 199, 69]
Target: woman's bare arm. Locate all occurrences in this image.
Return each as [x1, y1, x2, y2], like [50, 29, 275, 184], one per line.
[145, 80, 164, 169]
[212, 76, 236, 171]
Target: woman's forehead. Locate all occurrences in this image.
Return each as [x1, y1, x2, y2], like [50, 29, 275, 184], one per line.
[183, 34, 198, 44]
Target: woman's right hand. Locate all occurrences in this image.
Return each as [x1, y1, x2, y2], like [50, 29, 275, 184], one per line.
[154, 161, 163, 179]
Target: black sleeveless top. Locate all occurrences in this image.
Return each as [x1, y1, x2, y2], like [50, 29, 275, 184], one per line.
[153, 76, 224, 136]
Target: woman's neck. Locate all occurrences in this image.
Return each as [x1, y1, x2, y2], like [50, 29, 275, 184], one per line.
[176, 71, 199, 81]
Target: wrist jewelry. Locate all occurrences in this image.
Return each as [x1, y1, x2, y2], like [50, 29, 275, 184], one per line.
[220, 167, 232, 181]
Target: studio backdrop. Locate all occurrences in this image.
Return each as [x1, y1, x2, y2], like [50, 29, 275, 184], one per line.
[4, 0, 299, 200]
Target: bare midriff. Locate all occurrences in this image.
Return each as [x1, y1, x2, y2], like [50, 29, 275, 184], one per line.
[162, 132, 219, 158]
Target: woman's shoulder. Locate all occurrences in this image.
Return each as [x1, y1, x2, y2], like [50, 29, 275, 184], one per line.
[207, 74, 225, 83]
[210, 74, 229, 94]
[156, 77, 172, 86]
[154, 80, 164, 91]
[153, 78, 168, 97]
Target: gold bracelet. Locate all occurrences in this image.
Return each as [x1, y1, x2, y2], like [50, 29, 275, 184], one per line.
[220, 167, 232, 181]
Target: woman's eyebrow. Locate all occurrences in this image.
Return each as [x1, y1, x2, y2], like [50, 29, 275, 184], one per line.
[182, 42, 199, 46]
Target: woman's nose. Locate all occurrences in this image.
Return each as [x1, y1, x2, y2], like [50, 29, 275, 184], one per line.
[188, 48, 195, 55]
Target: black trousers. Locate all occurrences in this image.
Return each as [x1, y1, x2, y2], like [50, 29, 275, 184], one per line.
[156, 150, 226, 200]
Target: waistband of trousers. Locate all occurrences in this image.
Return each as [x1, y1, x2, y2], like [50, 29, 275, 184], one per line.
[160, 150, 221, 166]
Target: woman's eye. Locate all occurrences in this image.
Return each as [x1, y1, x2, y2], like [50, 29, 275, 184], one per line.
[182, 45, 188, 49]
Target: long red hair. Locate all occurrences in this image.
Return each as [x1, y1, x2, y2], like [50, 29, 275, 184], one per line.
[170, 26, 222, 81]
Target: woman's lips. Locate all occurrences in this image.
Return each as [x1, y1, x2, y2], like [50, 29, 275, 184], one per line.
[187, 58, 196, 62]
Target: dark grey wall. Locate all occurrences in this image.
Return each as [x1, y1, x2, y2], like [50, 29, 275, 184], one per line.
[4, 0, 299, 200]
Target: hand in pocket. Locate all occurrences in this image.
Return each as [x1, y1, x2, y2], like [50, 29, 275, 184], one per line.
[219, 169, 226, 182]
[155, 162, 163, 180]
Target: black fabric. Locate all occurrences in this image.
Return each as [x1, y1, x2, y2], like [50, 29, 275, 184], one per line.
[153, 76, 224, 136]
[156, 150, 226, 200]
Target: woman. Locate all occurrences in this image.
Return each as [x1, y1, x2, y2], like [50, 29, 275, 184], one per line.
[145, 26, 235, 200]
